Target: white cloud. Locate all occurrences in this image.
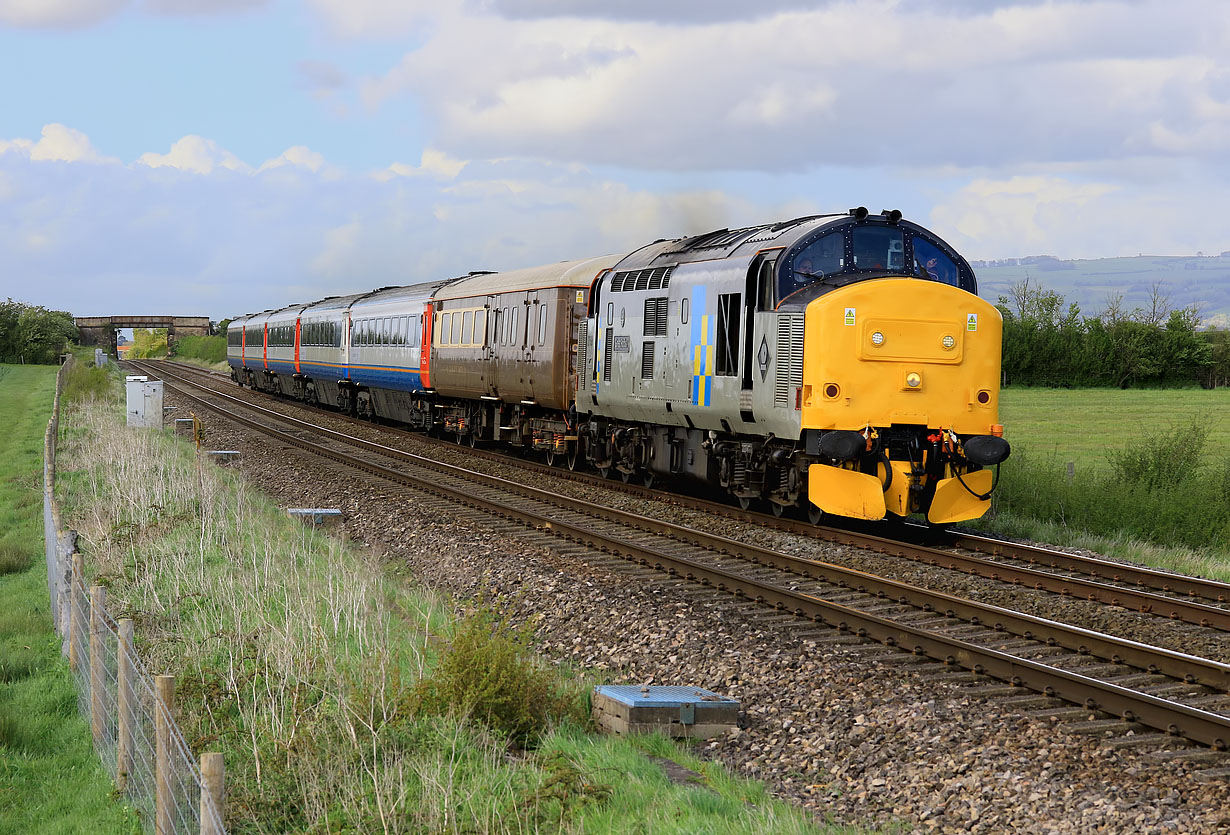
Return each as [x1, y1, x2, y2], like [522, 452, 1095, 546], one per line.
[0, 124, 117, 163]
[142, 0, 268, 14]
[0, 0, 267, 26]
[0, 138, 34, 156]
[0, 0, 126, 28]
[306, 0, 457, 38]
[929, 171, 1230, 260]
[259, 145, 326, 173]
[378, 148, 468, 181]
[358, 0, 1230, 172]
[137, 135, 251, 174]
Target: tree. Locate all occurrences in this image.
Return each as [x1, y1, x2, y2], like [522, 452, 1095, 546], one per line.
[0, 299, 77, 364]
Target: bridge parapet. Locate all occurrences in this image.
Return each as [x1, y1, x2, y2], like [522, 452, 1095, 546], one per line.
[74, 315, 212, 354]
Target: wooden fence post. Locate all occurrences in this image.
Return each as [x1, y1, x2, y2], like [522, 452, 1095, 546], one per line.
[200, 752, 224, 835]
[57, 533, 72, 654]
[155, 675, 176, 835]
[68, 551, 84, 671]
[89, 585, 106, 748]
[116, 618, 134, 792]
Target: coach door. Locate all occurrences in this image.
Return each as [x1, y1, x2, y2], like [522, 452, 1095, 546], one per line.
[523, 290, 541, 403]
[482, 295, 499, 398]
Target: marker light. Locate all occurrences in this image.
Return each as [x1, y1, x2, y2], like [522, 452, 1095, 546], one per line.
[906, 372, 922, 389]
[870, 331, 885, 346]
[942, 335, 956, 350]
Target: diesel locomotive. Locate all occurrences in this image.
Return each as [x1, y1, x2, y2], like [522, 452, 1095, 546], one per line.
[227, 208, 1009, 524]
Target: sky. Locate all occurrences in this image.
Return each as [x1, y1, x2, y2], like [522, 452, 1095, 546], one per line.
[1, 0, 1229, 319]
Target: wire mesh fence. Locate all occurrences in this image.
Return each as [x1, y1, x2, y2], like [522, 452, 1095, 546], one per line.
[44, 357, 227, 835]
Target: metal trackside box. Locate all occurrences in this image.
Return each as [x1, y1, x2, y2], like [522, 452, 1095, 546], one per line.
[592, 685, 739, 739]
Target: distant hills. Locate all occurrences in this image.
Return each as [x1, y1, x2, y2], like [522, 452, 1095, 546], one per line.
[972, 254, 1230, 329]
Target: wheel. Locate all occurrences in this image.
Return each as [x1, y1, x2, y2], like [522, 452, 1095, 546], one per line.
[620, 469, 633, 483]
[566, 447, 580, 471]
[468, 431, 479, 448]
[546, 451, 557, 467]
[807, 505, 824, 525]
[642, 472, 655, 489]
[771, 502, 785, 518]
[455, 432, 464, 445]
[737, 496, 752, 511]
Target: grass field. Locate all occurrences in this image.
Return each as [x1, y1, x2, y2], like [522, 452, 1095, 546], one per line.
[0, 364, 138, 834]
[998, 387, 1230, 472]
[976, 385, 1230, 580]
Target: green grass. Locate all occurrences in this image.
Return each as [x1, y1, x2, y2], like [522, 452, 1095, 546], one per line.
[970, 386, 1230, 581]
[55, 390, 858, 833]
[998, 387, 1230, 470]
[0, 364, 139, 834]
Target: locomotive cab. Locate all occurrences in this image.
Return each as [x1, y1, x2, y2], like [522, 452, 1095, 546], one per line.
[785, 211, 1010, 523]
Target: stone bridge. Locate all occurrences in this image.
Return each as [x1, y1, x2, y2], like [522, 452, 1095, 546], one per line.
[75, 315, 212, 355]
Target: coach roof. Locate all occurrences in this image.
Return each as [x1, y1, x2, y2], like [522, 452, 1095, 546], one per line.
[433, 255, 622, 301]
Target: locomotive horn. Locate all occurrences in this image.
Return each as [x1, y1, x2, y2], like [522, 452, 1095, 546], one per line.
[849, 206, 869, 220]
[882, 209, 902, 224]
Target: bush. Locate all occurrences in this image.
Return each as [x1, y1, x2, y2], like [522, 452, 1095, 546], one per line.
[171, 334, 226, 364]
[61, 362, 112, 404]
[410, 607, 574, 744]
[1108, 419, 1208, 490]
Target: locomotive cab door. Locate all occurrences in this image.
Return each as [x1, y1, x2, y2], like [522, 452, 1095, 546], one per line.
[738, 259, 766, 422]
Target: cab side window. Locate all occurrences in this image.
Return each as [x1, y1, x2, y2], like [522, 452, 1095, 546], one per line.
[912, 236, 960, 287]
[780, 231, 844, 301]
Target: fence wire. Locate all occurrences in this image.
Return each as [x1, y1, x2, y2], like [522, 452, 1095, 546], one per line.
[44, 357, 227, 835]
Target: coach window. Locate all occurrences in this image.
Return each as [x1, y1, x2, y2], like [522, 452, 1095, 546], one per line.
[474, 310, 486, 346]
[511, 307, 519, 346]
[538, 306, 548, 345]
[462, 310, 474, 345]
[681, 298, 689, 324]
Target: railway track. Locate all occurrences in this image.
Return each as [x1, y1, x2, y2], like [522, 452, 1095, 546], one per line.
[131, 360, 1230, 757]
[148, 361, 1230, 628]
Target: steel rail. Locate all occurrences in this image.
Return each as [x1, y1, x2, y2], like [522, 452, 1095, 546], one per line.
[146, 356, 1230, 627]
[947, 531, 1230, 603]
[150, 361, 1230, 630]
[138, 362, 1230, 749]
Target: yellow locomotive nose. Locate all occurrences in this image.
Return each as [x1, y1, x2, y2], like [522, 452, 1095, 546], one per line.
[800, 277, 1004, 522]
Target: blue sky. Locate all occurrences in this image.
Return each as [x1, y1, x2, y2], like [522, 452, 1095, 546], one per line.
[2, 0, 1229, 319]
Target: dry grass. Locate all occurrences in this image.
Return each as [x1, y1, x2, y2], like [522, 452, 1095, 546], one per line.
[55, 400, 854, 835]
[59, 401, 456, 831]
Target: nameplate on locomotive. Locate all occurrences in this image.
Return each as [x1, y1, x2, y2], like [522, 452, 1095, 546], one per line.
[613, 335, 631, 352]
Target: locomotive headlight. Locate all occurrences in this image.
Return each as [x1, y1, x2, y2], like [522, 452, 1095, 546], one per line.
[870, 331, 885, 347]
[941, 335, 956, 350]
